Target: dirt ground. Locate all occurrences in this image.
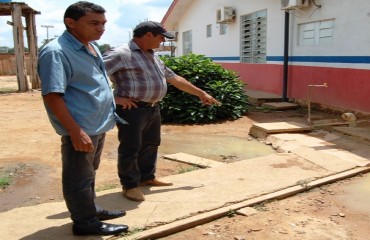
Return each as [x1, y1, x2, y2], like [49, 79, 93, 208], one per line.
[1, 77, 370, 240]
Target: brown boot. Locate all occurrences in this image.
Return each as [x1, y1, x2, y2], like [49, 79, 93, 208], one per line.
[123, 187, 145, 202]
[140, 179, 173, 187]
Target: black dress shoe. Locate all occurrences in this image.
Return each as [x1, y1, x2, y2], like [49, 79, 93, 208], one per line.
[97, 210, 126, 220]
[73, 222, 129, 236]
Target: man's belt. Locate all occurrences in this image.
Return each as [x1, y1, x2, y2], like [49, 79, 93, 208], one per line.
[136, 101, 159, 108]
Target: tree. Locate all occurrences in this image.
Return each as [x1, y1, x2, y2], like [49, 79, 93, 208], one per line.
[97, 43, 112, 54]
[38, 37, 56, 50]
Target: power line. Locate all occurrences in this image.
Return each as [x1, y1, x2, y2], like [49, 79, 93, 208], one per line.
[41, 25, 54, 40]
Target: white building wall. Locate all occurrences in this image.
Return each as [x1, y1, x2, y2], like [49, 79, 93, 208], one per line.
[174, 0, 286, 59]
[290, 0, 370, 56]
[163, 0, 370, 113]
[171, 0, 370, 68]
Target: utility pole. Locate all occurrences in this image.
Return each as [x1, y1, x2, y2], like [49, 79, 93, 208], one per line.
[41, 25, 54, 41]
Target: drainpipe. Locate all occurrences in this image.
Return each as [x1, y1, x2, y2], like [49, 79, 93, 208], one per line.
[282, 11, 289, 102]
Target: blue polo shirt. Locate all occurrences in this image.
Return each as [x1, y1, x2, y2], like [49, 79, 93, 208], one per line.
[38, 31, 117, 136]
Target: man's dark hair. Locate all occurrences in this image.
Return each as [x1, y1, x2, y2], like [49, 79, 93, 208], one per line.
[64, 1, 105, 21]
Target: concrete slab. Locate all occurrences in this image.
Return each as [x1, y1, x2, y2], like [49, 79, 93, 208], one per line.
[267, 133, 370, 167]
[261, 102, 299, 110]
[245, 89, 281, 100]
[267, 133, 339, 150]
[163, 152, 225, 168]
[319, 148, 370, 167]
[334, 126, 370, 142]
[289, 147, 357, 172]
[249, 122, 312, 139]
[130, 167, 370, 240]
[245, 89, 282, 106]
[0, 153, 332, 240]
[252, 122, 311, 133]
[1, 128, 370, 240]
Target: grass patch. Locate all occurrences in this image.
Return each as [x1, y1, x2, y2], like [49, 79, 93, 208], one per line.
[0, 88, 17, 94]
[252, 201, 271, 212]
[116, 227, 145, 239]
[177, 165, 199, 174]
[0, 176, 10, 188]
[96, 183, 119, 192]
[227, 209, 237, 218]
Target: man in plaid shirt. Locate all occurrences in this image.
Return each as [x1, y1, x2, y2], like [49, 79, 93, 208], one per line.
[104, 21, 221, 202]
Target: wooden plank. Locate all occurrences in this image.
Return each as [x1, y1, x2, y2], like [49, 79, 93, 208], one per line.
[163, 152, 224, 168]
[11, 4, 28, 91]
[25, 12, 40, 89]
[0, 55, 31, 76]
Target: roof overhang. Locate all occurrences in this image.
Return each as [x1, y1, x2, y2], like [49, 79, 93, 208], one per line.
[161, 0, 193, 30]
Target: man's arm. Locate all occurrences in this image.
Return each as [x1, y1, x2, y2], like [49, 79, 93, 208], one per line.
[167, 75, 221, 106]
[43, 93, 94, 152]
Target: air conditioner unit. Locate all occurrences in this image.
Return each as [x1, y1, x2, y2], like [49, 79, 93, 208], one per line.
[216, 6, 235, 23]
[166, 31, 178, 41]
[281, 0, 309, 10]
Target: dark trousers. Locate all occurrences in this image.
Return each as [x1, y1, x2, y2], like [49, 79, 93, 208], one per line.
[61, 133, 105, 227]
[115, 105, 161, 189]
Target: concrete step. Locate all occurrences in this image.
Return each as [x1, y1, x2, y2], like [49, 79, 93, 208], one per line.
[261, 102, 299, 110]
[249, 121, 311, 139]
[245, 89, 282, 106]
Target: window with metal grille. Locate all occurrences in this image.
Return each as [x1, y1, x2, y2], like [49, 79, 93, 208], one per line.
[206, 24, 212, 38]
[299, 19, 334, 46]
[219, 23, 227, 35]
[182, 30, 192, 55]
[240, 9, 267, 63]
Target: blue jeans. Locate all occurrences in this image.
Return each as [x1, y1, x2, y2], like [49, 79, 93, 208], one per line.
[115, 105, 161, 189]
[61, 133, 105, 227]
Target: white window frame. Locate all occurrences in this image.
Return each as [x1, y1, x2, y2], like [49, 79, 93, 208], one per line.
[206, 24, 212, 38]
[219, 23, 227, 35]
[299, 19, 335, 46]
[182, 30, 192, 55]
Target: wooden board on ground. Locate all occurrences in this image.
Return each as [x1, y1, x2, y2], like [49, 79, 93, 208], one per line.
[163, 152, 224, 168]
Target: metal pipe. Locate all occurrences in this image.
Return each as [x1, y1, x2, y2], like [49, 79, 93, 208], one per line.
[307, 83, 328, 125]
[282, 11, 290, 102]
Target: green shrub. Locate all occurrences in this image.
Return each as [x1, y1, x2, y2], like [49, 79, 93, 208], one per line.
[0, 176, 10, 188]
[161, 54, 249, 123]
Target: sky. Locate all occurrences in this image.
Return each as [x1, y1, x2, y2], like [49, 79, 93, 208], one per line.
[0, 0, 173, 47]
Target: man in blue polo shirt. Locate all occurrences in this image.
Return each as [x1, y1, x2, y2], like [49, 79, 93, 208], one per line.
[38, 1, 128, 236]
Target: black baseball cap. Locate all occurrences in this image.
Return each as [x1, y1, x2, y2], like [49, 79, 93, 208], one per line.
[133, 21, 175, 39]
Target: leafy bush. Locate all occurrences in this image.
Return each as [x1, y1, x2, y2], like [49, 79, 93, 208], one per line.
[160, 54, 249, 123]
[0, 176, 10, 188]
